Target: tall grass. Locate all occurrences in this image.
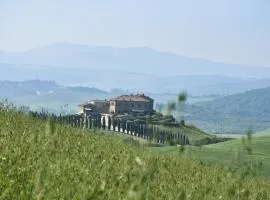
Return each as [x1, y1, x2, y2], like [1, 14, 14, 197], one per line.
[0, 107, 270, 199]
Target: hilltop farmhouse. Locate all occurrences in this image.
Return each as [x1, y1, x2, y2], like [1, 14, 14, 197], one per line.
[78, 93, 154, 116]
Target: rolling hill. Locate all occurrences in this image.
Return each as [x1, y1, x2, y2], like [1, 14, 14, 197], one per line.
[185, 87, 270, 134]
[153, 135, 270, 178]
[254, 129, 270, 137]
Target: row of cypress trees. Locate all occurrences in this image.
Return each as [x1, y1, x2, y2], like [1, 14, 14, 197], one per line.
[28, 112, 189, 145]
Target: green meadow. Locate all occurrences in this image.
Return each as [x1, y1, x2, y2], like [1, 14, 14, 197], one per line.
[1, 107, 270, 199]
[151, 134, 270, 178]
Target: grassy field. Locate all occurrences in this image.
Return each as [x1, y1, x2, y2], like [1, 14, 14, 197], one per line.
[1, 108, 270, 199]
[152, 135, 270, 178]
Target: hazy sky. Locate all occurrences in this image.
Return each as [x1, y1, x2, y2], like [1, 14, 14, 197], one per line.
[0, 0, 270, 66]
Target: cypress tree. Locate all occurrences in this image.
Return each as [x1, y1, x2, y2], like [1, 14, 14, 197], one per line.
[89, 116, 92, 129]
[117, 119, 120, 132]
[102, 116, 106, 130]
[123, 121, 126, 133]
[139, 124, 142, 137]
[186, 136, 190, 145]
[108, 116, 111, 131]
[145, 125, 149, 140]
[126, 122, 130, 134]
[112, 118, 116, 131]
[162, 131, 166, 144]
[130, 122, 133, 135]
[93, 116, 97, 128]
[80, 116, 84, 128]
[98, 115, 102, 129]
[85, 116, 89, 129]
[134, 124, 137, 136]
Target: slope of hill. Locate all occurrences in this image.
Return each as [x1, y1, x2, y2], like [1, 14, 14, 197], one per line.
[186, 87, 270, 133]
[189, 87, 270, 118]
[153, 135, 270, 178]
[154, 124, 225, 146]
[1, 108, 270, 199]
[254, 129, 270, 137]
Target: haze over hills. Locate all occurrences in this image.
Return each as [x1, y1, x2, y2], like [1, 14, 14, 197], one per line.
[1, 43, 270, 95]
[0, 80, 110, 113]
[185, 87, 270, 134]
[1, 42, 270, 77]
[0, 80, 214, 113]
[1, 79, 270, 135]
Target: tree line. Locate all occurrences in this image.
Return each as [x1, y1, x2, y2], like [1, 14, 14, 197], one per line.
[29, 111, 190, 145]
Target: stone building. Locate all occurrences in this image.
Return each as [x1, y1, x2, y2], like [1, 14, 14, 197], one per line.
[78, 93, 154, 116]
[78, 100, 109, 116]
[109, 94, 154, 114]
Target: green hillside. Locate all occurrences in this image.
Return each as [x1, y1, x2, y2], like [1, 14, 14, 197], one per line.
[254, 129, 270, 137]
[195, 87, 270, 117]
[185, 87, 270, 133]
[153, 135, 270, 178]
[154, 124, 229, 146]
[1, 108, 270, 199]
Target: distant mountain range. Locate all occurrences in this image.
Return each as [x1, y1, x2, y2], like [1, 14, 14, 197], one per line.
[1, 42, 270, 77]
[1, 42, 270, 95]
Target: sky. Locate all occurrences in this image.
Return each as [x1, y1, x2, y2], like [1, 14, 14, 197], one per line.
[0, 0, 270, 66]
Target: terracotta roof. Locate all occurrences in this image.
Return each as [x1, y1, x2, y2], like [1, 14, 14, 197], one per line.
[78, 102, 96, 109]
[78, 102, 89, 106]
[131, 109, 146, 112]
[110, 94, 153, 102]
[90, 100, 108, 102]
